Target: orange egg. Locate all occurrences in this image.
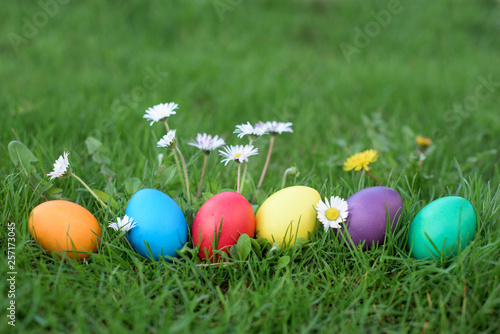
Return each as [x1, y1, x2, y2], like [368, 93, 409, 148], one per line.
[29, 200, 102, 260]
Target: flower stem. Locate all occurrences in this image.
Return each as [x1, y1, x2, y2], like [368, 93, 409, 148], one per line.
[70, 173, 110, 211]
[365, 170, 383, 185]
[112, 231, 135, 251]
[123, 235, 135, 252]
[196, 154, 209, 199]
[195, 262, 233, 267]
[280, 174, 287, 189]
[237, 163, 241, 193]
[240, 162, 248, 193]
[176, 146, 191, 205]
[172, 151, 186, 190]
[281, 167, 298, 188]
[163, 119, 187, 192]
[163, 119, 171, 132]
[255, 135, 275, 195]
[417, 151, 427, 170]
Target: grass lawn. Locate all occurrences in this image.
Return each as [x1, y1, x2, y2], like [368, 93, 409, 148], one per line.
[1, 0, 499, 332]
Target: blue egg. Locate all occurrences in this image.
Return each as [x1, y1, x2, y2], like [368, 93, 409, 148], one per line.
[125, 188, 188, 261]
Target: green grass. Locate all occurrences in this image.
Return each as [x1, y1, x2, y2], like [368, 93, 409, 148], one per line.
[1, 0, 500, 332]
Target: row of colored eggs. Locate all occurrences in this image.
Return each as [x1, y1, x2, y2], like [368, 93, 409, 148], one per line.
[29, 186, 477, 261]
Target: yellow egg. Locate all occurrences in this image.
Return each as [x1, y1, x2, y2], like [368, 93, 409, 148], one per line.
[29, 200, 102, 260]
[256, 186, 321, 246]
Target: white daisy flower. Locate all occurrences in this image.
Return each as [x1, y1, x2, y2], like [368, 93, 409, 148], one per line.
[108, 215, 137, 232]
[243, 144, 259, 158]
[47, 152, 71, 180]
[157, 130, 177, 149]
[143, 102, 178, 126]
[316, 196, 349, 230]
[260, 121, 293, 135]
[188, 133, 226, 153]
[211, 136, 226, 150]
[219, 144, 258, 165]
[234, 122, 268, 139]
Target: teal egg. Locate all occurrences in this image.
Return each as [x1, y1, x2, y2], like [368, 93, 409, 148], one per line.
[408, 196, 476, 260]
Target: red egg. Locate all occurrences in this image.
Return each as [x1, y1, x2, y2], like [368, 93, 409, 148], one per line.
[192, 191, 255, 261]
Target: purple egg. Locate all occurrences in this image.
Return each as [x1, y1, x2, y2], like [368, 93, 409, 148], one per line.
[341, 186, 403, 250]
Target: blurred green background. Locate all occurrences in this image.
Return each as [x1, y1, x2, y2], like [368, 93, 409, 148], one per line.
[1, 1, 500, 332]
[2, 0, 499, 182]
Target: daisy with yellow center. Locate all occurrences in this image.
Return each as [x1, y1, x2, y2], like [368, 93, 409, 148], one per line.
[219, 145, 258, 165]
[219, 144, 258, 193]
[316, 196, 349, 230]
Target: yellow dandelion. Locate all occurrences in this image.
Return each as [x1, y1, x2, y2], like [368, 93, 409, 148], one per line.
[343, 149, 378, 172]
[416, 136, 432, 150]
